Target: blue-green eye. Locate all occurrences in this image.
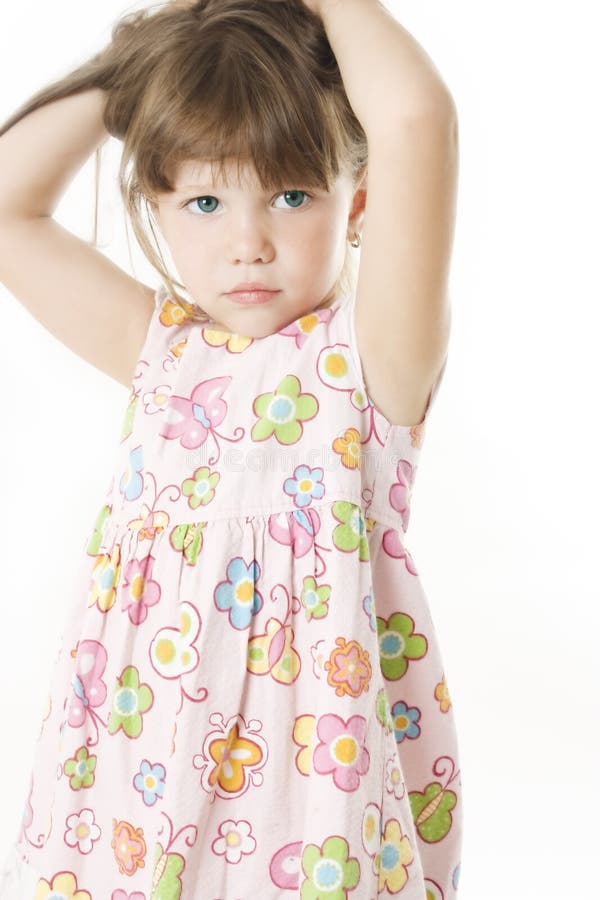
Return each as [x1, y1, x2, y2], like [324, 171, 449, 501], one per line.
[187, 196, 219, 214]
[275, 190, 311, 209]
[183, 189, 313, 215]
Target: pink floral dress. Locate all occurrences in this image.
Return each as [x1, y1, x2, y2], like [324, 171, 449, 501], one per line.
[0, 284, 463, 899]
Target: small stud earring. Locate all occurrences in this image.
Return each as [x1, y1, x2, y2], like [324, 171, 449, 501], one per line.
[349, 232, 362, 248]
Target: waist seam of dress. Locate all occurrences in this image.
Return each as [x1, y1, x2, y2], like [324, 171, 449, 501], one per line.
[101, 490, 406, 535]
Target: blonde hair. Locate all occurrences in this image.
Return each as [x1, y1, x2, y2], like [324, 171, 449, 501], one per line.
[0, 0, 368, 321]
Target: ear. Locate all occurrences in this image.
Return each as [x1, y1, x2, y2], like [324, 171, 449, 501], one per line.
[348, 165, 367, 237]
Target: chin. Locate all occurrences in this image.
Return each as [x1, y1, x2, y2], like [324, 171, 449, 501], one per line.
[244, 321, 282, 339]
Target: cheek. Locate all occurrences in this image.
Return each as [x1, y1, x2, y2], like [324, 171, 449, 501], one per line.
[301, 219, 339, 254]
[163, 226, 205, 265]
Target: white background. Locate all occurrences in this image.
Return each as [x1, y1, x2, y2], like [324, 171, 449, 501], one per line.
[0, 2, 599, 898]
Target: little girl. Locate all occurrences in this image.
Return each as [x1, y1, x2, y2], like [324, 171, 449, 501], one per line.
[0, 1, 461, 897]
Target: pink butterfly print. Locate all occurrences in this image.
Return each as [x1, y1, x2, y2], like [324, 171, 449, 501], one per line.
[382, 458, 419, 574]
[388, 458, 416, 533]
[159, 376, 244, 465]
[268, 507, 322, 558]
[381, 528, 419, 576]
[63, 639, 109, 746]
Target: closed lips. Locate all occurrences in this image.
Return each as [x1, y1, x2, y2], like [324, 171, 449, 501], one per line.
[228, 283, 278, 292]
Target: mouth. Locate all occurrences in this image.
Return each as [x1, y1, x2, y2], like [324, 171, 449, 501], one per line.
[226, 290, 281, 305]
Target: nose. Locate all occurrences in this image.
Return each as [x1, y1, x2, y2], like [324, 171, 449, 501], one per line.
[227, 218, 274, 265]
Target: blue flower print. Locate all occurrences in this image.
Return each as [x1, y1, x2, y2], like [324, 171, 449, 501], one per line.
[215, 557, 264, 630]
[120, 445, 144, 502]
[390, 700, 421, 743]
[133, 759, 166, 806]
[453, 861, 462, 891]
[283, 465, 325, 508]
[363, 591, 377, 632]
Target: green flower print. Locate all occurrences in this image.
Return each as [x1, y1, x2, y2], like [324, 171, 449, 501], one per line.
[375, 687, 394, 734]
[301, 836, 360, 899]
[63, 746, 97, 790]
[301, 575, 331, 622]
[377, 612, 427, 681]
[108, 665, 153, 738]
[86, 504, 111, 556]
[170, 521, 205, 565]
[121, 390, 139, 442]
[182, 466, 220, 510]
[151, 841, 185, 899]
[332, 501, 370, 561]
[251, 374, 318, 445]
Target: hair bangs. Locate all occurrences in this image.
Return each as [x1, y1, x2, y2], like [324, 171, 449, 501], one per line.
[134, 38, 342, 204]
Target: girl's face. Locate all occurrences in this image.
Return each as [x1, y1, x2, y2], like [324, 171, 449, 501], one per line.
[151, 158, 365, 337]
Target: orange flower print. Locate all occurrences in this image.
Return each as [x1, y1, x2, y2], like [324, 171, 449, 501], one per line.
[111, 818, 147, 877]
[158, 297, 193, 327]
[332, 427, 362, 469]
[193, 715, 268, 800]
[324, 637, 373, 698]
[206, 721, 264, 794]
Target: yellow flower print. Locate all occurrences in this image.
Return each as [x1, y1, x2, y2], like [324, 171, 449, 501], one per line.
[434, 674, 452, 712]
[88, 544, 121, 613]
[34, 871, 91, 899]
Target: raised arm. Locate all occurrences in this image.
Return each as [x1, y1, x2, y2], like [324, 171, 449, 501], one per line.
[305, 0, 458, 428]
[0, 87, 155, 388]
[304, 0, 454, 124]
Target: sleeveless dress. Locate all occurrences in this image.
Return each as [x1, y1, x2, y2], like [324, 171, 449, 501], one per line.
[0, 284, 463, 899]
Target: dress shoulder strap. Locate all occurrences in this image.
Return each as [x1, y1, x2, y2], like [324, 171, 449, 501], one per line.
[130, 283, 196, 394]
